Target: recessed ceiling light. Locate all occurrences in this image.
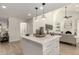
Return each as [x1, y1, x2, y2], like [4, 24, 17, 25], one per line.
[1, 5, 7, 8]
[28, 13, 31, 16]
[40, 6, 43, 10]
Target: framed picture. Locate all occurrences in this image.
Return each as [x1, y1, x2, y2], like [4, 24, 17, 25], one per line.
[45, 24, 53, 30]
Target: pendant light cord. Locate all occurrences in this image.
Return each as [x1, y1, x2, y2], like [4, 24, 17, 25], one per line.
[42, 3, 45, 16]
[65, 6, 67, 16]
[35, 7, 38, 18]
[43, 4, 44, 16]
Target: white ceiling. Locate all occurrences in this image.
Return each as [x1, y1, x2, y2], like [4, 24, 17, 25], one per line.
[0, 3, 67, 20]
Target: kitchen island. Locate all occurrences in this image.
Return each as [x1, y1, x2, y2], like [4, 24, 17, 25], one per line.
[21, 35, 61, 55]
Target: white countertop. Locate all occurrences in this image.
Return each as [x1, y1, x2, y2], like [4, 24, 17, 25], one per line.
[21, 35, 61, 45]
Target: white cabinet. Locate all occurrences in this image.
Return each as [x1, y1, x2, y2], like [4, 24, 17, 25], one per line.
[43, 37, 59, 55]
[21, 35, 60, 55]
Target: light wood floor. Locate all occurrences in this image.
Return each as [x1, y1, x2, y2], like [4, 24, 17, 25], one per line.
[0, 41, 79, 55]
[60, 43, 79, 55]
[0, 41, 23, 55]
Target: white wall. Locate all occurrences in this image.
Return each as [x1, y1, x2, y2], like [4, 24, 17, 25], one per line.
[27, 19, 33, 34]
[33, 11, 54, 33]
[9, 17, 23, 42]
[33, 7, 79, 35]
[1, 22, 8, 32]
[33, 8, 64, 33]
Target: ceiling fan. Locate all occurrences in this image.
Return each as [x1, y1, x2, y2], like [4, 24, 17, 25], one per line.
[64, 6, 72, 19]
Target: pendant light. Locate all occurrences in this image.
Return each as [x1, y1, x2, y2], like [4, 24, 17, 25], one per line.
[35, 7, 38, 22]
[42, 3, 46, 20]
[64, 6, 72, 28]
[64, 6, 72, 19]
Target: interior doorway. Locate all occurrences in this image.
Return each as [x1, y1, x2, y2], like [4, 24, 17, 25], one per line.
[0, 17, 9, 42]
[20, 22, 27, 36]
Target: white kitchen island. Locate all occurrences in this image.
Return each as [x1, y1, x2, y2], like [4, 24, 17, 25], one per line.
[21, 35, 61, 55]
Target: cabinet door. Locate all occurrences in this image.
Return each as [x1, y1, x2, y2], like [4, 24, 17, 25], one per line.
[43, 38, 59, 55]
